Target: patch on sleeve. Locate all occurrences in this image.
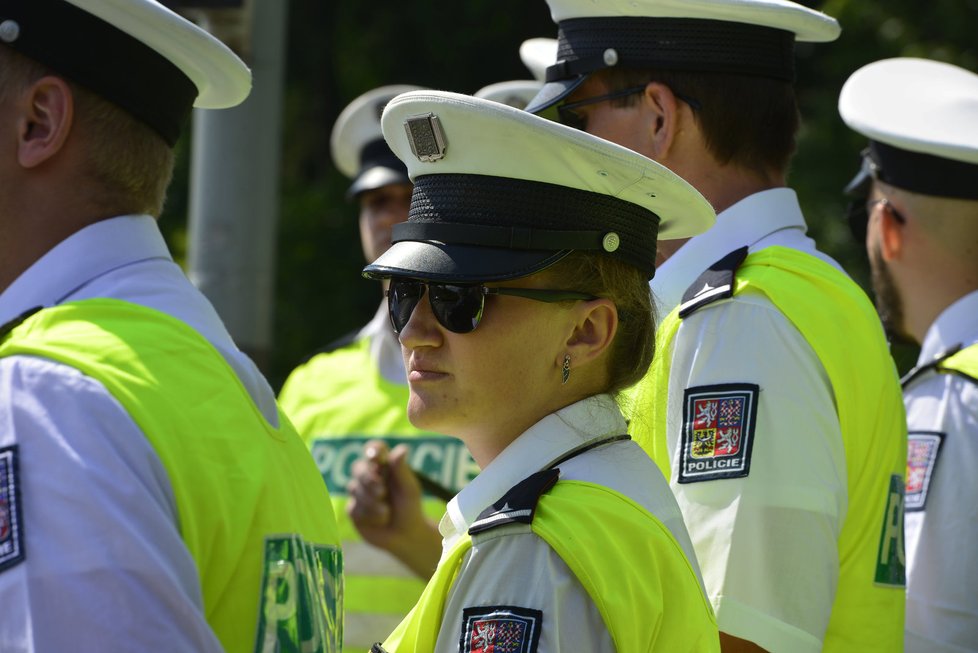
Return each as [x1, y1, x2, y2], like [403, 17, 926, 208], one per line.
[0, 445, 24, 572]
[459, 605, 542, 653]
[906, 431, 944, 512]
[678, 383, 759, 483]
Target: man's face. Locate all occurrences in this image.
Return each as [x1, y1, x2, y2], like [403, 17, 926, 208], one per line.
[561, 76, 653, 159]
[358, 182, 412, 263]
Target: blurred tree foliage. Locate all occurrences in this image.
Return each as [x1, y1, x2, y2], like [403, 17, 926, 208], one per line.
[160, 0, 977, 388]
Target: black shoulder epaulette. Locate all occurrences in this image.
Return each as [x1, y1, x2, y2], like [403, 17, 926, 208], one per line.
[677, 246, 749, 319]
[296, 328, 362, 365]
[0, 306, 43, 342]
[468, 468, 560, 536]
[901, 343, 965, 388]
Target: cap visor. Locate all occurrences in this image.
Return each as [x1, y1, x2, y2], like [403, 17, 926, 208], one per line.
[524, 77, 586, 115]
[347, 166, 411, 199]
[843, 164, 872, 197]
[363, 241, 569, 282]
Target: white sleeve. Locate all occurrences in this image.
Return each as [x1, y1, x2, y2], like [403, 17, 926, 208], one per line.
[0, 356, 224, 653]
[666, 293, 846, 652]
[904, 373, 978, 652]
[435, 528, 614, 653]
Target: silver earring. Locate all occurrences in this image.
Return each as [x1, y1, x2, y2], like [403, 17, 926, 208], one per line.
[561, 354, 571, 385]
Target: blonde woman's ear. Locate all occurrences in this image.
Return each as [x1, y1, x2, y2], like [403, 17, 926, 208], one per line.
[564, 298, 618, 367]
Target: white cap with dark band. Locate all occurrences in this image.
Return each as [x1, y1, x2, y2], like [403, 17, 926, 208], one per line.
[0, 0, 250, 146]
[330, 84, 426, 199]
[525, 0, 840, 114]
[363, 91, 715, 283]
[840, 58, 978, 200]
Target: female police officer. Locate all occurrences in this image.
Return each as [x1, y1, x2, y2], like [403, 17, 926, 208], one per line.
[355, 90, 720, 652]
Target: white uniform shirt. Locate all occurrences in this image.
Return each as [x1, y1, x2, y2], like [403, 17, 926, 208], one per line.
[903, 290, 978, 653]
[0, 216, 278, 652]
[434, 394, 703, 653]
[653, 189, 850, 651]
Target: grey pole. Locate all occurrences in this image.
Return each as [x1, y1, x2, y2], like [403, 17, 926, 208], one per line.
[186, 0, 288, 373]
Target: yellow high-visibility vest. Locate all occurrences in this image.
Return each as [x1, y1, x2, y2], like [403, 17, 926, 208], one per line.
[630, 246, 907, 651]
[0, 299, 343, 653]
[936, 343, 978, 381]
[383, 477, 719, 652]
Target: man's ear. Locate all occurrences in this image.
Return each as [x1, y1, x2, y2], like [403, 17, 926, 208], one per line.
[878, 202, 906, 263]
[563, 298, 618, 369]
[642, 82, 682, 161]
[17, 76, 74, 169]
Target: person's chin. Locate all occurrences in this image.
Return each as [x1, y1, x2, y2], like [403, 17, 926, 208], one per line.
[406, 391, 452, 433]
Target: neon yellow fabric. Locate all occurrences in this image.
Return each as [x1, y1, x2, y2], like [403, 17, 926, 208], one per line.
[280, 336, 421, 440]
[280, 338, 475, 651]
[0, 299, 342, 653]
[939, 343, 978, 380]
[629, 246, 906, 651]
[383, 480, 719, 652]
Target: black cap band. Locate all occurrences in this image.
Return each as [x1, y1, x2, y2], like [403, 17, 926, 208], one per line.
[346, 138, 410, 198]
[0, 0, 197, 146]
[867, 141, 978, 200]
[359, 139, 407, 176]
[548, 17, 795, 82]
[398, 174, 661, 278]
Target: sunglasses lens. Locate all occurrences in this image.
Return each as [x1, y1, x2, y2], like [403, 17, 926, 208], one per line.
[429, 284, 484, 334]
[846, 199, 869, 243]
[387, 279, 424, 334]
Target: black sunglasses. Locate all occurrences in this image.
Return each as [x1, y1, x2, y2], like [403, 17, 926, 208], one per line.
[386, 278, 597, 335]
[845, 197, 906, 243]
[557, 84, 702, 131]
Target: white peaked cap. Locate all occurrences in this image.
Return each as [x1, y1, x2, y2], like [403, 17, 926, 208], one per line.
[0, 0, 251, 145]
[839, 58, 978, 199]
[363, 91, 715, 282]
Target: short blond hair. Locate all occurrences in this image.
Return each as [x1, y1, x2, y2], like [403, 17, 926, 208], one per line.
[0, 45, 175, 217]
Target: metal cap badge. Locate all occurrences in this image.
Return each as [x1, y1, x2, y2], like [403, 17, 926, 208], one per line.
[404, 113, 448, 162]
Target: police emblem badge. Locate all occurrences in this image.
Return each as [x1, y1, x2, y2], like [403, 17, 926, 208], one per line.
[678, 383, 759, 483]
[905, 431, 944, 512]
[0, 445, 24, 572]
[460, 605, 542, 653]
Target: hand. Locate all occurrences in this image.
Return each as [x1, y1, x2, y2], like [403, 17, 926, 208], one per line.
[347, 440, 442, 579]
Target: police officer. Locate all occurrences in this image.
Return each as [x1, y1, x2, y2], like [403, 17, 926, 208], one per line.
[524, 0, 907, 650]
[360, 89, 718, 652]
[0, 2, 340, 651]
[839, 57, 978, 653]
[278, 85, 478, 652]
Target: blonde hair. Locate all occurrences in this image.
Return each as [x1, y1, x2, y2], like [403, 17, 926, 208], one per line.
[542, 252, 657, 396]
[0, 45, 175, 217]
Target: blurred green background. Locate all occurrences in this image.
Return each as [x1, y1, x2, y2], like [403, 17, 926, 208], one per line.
[159, 0, 978, 389]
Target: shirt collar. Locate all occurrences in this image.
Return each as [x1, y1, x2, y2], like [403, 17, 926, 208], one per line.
[652, 188, 807, 315]
[439, 394, 626, 544]
[362, 300, 406, 384]
[918, 289, 978, 364]
[0, 215, 170, 325]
